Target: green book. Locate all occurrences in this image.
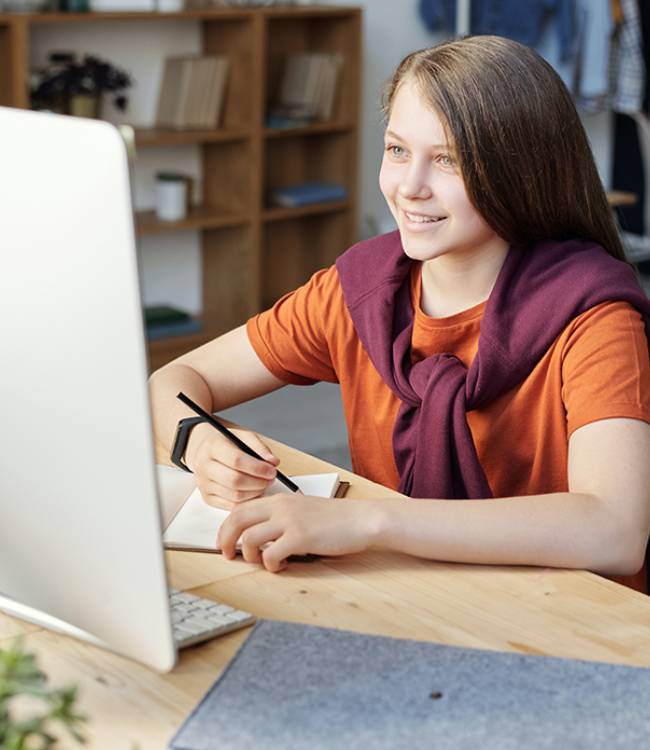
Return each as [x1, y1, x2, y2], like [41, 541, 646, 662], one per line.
[144, 305, 192, 326]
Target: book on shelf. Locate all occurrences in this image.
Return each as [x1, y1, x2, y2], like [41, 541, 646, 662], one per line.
[265, 112, 314, 129]
[144, 304, 192, 326]
[314, 53, 343, 120]
[268, 182, 348, 209]
[156, 55, 230, 130]
[269, 52, 343, 128]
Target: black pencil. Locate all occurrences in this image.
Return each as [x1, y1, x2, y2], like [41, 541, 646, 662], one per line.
[176, 392, 300, 493]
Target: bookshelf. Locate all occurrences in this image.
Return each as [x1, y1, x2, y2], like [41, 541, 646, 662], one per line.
[0, 6, 361, 371]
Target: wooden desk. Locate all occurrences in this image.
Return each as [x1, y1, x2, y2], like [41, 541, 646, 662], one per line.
[3, 436, 650, 748]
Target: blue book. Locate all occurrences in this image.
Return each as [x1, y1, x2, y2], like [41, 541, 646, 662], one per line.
[146, 317, 202, 341]
[269, 182, 348, 208]
[169, 620, 650, 749]
[265, 114, 313, 129]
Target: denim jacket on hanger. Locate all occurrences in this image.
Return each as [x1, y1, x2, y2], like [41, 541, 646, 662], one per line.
[419, 0, 576, 62]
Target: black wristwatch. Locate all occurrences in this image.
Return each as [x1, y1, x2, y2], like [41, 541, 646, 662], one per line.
[171, 416, 206, 472]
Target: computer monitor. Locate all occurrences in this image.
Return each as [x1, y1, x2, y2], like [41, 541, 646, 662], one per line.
[0, 107, 177, 672]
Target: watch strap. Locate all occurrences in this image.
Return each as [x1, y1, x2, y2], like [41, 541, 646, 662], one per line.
[171, 416, 206, 472]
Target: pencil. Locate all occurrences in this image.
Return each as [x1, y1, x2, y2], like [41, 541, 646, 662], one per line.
[176, 392, 300, 493]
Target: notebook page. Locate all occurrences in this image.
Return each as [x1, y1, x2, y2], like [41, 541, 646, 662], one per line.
[161, 472, 339, 551]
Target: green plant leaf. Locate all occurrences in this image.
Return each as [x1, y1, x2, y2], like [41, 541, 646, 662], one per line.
[0, 640, 86, 747]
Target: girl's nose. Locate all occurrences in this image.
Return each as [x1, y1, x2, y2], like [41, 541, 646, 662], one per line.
[398, 162, 433, 200]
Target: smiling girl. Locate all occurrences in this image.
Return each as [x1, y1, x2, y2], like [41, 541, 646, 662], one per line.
[150, 36, 650, 592]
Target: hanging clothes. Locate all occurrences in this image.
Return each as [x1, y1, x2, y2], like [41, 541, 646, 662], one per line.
[610, 0, 645, 114]
[574, 0, 613, 112]
[418, 0, 576, 60]
[534, 0, 613, 113]
[612, 0, 650, 239]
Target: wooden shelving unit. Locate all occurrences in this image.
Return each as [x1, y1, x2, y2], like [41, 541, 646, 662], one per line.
[0, 7, 361, 371]
[135, 206, 250, 236]
[133, 126, 251, 147]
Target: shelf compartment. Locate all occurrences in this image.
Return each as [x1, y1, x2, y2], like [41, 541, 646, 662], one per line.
[136, 206, 249, 236]
[262, 199, 349, 223]
[262, 211, 353, 309]
[265, 11, 361, 128]
[264, 131, 354, 195]
[134, 127, 250, 148]
[146, 224, 259, 371]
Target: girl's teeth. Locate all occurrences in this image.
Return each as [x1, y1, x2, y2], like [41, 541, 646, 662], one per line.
[406, 212, 442, 223]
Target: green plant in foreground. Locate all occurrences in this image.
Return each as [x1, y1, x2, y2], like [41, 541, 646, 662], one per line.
[0, 640, 86, 749]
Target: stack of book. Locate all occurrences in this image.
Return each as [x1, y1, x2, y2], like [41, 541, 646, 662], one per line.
[156, 56, 230, 130]
[267, 182, 348, 209]
[267, 52, 343, 128]
[144, 305, 202, 341]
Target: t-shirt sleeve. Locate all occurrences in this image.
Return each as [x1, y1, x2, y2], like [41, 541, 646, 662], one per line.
[246, 265, 342, 386]
[561, 301, 650, 436]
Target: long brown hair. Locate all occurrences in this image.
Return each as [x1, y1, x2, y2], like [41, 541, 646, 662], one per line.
[384, 36, 626, 261]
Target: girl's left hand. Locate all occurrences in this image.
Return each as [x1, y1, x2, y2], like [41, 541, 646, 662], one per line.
[217, 494, 376, 572]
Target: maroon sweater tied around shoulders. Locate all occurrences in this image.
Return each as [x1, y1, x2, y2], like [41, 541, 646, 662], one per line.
[335, 231, 650, 500]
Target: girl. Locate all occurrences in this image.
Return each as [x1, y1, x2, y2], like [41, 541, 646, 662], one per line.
[150, 36, 650, 592]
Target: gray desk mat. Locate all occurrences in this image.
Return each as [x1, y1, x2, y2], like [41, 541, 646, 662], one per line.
[169, 619, 650, 750]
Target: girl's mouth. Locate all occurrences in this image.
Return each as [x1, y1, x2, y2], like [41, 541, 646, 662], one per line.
[405, 211, 445, 223]
[403, 210, 447, 228]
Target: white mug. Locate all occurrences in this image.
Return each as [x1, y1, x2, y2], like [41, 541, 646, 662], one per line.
[155, 173, 190, 222]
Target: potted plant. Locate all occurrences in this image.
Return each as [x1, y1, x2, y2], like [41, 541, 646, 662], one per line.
[0, 640, 86, 748]
[31, 52, 133, 118]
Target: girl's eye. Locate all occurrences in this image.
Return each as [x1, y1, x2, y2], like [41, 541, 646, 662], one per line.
[386, 144, 407, 159]
[436, 154, 455, 168]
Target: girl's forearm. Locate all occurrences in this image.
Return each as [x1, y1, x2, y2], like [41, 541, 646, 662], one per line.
[366, 491, 645, 576]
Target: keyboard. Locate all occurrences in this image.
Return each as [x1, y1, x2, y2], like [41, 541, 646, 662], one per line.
[169, 588, 256, 648]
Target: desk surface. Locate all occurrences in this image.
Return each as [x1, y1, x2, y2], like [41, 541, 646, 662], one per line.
[3, 437, 650, 748]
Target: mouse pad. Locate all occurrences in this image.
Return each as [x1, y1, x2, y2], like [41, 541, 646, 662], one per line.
[169, 619, 650, 749]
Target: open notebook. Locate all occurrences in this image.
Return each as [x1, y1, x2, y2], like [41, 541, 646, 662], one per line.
[156, 465, 341, 553]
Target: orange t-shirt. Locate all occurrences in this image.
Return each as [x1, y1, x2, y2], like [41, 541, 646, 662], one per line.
[246, 263, 650, 592]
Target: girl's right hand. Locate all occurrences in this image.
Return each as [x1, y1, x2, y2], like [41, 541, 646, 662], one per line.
[184, 423, 280, 510]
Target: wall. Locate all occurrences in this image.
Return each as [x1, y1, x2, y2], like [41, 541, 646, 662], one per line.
[30, 2, 611, 314]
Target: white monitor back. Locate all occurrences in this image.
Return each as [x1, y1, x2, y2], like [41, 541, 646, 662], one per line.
[0, 107, 176, 672]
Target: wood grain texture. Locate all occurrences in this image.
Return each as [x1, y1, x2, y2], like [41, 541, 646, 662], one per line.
[134, 126, 250, 147]
[0, 18, 28, 109]
[136, 206, 249, 235]
[0, 612, 40, 643]
[4, 434, 650, 748]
